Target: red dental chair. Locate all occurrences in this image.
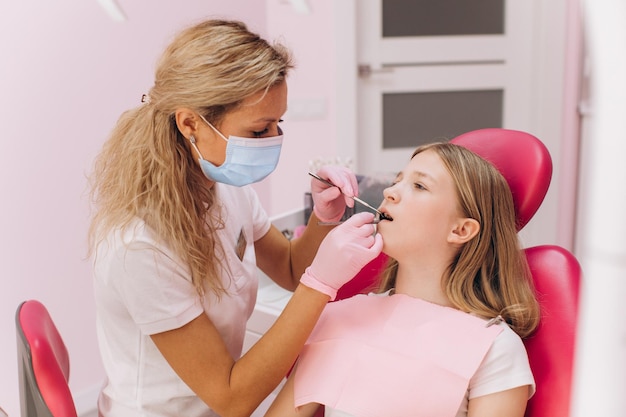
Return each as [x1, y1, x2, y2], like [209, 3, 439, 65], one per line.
[16, 299, 78, 417]
[327, 128, 581, 417]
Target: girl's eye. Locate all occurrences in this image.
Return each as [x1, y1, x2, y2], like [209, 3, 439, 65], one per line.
[414, 183, 426, 190]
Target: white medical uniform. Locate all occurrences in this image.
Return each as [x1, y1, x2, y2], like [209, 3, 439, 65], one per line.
[93, 183, 271, 417]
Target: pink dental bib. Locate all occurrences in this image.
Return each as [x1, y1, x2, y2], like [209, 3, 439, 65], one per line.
[293, 293, 503, 417]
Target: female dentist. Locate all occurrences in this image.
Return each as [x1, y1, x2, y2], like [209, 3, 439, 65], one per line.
[88, 19, 383, 417]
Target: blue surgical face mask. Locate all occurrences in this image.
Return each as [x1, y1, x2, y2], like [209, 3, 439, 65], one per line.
[188, 115, 284, 187]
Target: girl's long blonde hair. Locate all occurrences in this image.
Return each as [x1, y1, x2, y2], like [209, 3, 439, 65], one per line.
[379, 142, 540, 338]
[88, 20, 293, 297]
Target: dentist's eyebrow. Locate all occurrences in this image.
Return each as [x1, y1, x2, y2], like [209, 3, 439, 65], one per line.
[254, 116, 283, 123]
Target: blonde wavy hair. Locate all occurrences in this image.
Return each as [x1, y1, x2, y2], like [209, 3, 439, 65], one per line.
[88, 20, 293, 297]
[378, 142, 540, 338]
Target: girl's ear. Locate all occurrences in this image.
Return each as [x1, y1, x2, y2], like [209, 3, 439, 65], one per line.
[175, 108, 200, 139]
[448, 218, 480, 244]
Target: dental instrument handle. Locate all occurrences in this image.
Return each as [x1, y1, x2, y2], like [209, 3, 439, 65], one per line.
[308, 172, 384, 217]
[318, 219, 381, 226]
[351, 195, 383, 215]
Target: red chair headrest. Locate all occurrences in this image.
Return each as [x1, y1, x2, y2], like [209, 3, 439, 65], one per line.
[450, 128, 552, 231]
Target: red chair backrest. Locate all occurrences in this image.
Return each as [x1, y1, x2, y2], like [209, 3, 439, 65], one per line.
[16, 300, 78, 417]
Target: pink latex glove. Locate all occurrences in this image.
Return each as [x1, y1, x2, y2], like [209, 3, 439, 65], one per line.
[300, 212, 384, 300]
[311, 165, 359, 222]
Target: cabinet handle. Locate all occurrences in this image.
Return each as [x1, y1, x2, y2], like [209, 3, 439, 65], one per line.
[358, 64, 394, 78]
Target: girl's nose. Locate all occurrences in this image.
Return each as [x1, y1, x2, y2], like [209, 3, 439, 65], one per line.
[383, 185, 398, 202]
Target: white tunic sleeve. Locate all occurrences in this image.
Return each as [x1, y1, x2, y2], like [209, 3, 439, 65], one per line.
[109, 231, 203, 336]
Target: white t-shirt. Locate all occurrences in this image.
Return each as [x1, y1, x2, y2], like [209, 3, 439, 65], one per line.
[93, 183, 271, 417]
[325, 323, 535, 417]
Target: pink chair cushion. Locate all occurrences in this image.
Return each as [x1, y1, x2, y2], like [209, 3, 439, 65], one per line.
[18, 300, 77, 417]
[451, 128, 552, 231]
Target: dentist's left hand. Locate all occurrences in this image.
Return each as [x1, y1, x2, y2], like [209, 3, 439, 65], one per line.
[311, 165, 359, 223]
[300, 212, 383, 300]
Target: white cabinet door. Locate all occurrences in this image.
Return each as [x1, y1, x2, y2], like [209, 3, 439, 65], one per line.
[355, 0, 536, 177]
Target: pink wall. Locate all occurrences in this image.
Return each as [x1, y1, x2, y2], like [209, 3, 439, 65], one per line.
[254, 0, 338, 217]
[0, 1, 266, 415]
[557, 0, 585, 250]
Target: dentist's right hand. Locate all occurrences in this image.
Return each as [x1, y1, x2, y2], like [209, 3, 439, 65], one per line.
[300, 212, 384, 301]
